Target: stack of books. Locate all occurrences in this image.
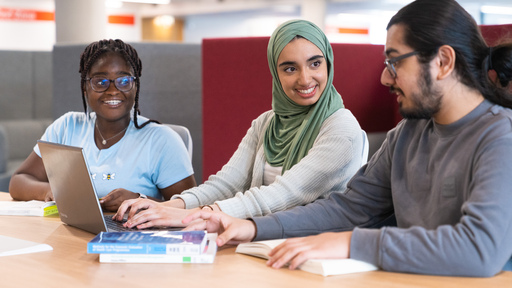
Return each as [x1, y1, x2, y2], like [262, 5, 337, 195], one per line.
[0, 200, 58, 216]
[87, 230, 217, 263]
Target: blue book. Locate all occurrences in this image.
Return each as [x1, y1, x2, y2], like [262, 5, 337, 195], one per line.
[87, 230, 207, 255]
[98, 234, 218, 263]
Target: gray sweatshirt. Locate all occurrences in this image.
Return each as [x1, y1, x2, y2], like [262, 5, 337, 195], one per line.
[254, 100, 512, 277]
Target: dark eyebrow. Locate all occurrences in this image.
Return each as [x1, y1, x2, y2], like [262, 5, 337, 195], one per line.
[278, 61, 296, 67]
[278, 55, 324, 67]
[384, 48, 399, 57]
[90, 72, 108, 77]
[308, 55, 324, 62]
[117, 71, 133, 76]
[90, 71, 132, 77]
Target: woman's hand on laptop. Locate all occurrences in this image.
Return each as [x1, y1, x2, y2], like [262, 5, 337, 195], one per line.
[113, 197, 159, 222]
[100, 188, 140, 212]
[122, 205, 196, 229]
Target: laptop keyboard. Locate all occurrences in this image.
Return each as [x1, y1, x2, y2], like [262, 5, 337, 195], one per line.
[103, 215, 182, 232]
[104, 215, 135, 232]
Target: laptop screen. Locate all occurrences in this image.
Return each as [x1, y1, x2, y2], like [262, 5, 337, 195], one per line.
[38, 140, 111, 234]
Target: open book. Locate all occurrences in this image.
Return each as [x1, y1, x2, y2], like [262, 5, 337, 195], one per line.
[236, 239, 378, 277]
[0, 200, 58, 216]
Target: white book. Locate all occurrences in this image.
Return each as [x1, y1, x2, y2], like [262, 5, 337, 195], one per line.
[236, 239, 378, 277]
[99, 233, 218, 263]
[0, 200, 58, 216]
[0, 235, 53, 257]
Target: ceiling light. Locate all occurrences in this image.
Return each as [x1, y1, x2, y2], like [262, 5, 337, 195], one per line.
[154, 15, 175, 27]
[106, 0, 123, 8]
[121, 0, 170, 4]
[481, 5, 512, 15]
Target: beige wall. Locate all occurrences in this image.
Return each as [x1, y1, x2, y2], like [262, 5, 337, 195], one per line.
[142, 17, 184, 42]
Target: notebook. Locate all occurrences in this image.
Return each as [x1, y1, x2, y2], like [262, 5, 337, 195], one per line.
[37, 140, 177, 234]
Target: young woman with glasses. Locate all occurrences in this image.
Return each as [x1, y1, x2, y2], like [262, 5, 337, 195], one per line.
[9, 39, 196, 211]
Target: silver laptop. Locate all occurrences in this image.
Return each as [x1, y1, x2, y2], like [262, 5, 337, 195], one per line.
[38, 140, 173, 234]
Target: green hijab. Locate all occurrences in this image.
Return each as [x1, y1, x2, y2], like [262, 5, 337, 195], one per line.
[264, 19, 344, 173]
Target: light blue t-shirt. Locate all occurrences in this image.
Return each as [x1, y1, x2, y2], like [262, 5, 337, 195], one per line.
[34, 112, 194, 199]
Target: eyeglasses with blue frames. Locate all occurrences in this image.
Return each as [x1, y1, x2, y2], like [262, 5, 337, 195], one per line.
[384, 51, 419, 79]
[86, 76, 137, 92]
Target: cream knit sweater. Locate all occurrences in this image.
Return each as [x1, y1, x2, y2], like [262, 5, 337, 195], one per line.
[173, 108, 366, 218]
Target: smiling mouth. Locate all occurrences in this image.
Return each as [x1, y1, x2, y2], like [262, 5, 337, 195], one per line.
[104, 100, 122, 105]
[390, 86, 404, 95]
[296, 86, 317, 97]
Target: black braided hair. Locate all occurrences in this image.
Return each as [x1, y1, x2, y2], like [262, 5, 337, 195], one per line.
[78, 39, 160, 128]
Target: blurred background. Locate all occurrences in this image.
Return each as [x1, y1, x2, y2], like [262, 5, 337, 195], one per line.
[1, 0, 511, 51]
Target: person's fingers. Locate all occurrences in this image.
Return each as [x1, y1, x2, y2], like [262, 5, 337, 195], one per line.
[99, 196, 108, 204]
[216, 216, 248, 246]
[134, 221, 155, 229]
[113, 199, 136, 221]
[182, 219, 208, 231]
[124, 209, 152, 228]
[102, 202, 116, 212]
[267, 239, 306, 269]
[182, 210, 214, 224]
[288, 251, 311, 270]
[100, 190, 119, 204]
[141, 216, 187, 228]
[215, 224, 231, 246]
[127, 200, 151, 219]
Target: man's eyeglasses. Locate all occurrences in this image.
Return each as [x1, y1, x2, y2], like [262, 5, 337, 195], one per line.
[86, 76, 136, 92]
[384, 51, 419, 79]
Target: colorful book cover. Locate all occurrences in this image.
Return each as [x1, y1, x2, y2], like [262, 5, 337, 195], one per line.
[87, 230, 207, 255]
[98, 234, 217, 263]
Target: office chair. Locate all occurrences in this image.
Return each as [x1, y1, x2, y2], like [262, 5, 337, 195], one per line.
[165, 124, 193, 160]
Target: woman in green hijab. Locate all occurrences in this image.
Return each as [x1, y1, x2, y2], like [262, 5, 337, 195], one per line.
[114, 19, 367, 229]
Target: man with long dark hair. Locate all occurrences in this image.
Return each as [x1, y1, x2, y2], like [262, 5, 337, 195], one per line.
[183, 0, 512, 276]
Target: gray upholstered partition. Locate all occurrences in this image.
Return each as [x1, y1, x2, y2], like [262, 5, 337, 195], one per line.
[0, 51, 53, 191]
[52, 42, 203, 183]
[0, 51, 53, 120]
